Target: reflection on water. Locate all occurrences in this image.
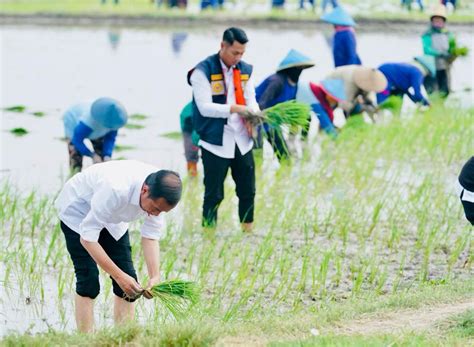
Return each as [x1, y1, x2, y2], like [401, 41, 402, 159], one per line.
[1, 25, 473, 192]
[171, 32, 188, 56]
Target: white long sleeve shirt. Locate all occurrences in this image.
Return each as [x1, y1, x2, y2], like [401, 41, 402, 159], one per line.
[190, 59, 260, 159]
[56, 160, 164, 242]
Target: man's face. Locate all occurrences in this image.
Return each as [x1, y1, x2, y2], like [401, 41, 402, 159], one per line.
[431, 16, 446, 29]
[140, 184, 175, 216]
[220, 41, 246, 67]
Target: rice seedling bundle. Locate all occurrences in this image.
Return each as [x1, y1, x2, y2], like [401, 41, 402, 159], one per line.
[242, 100, 310, 128]
[143, 279, 199, 319]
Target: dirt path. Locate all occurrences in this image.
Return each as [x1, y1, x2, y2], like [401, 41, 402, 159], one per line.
[217, 299, 474, 346]
[332, 300, 473, 335]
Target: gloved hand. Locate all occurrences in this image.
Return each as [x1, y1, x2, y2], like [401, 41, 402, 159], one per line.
[103, 156, 111, 162]
[92, 153, 103, 164]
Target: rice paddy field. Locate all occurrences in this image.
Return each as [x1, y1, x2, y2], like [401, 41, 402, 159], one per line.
[1, 100, 473, 345]
[1, 0, 474, 23]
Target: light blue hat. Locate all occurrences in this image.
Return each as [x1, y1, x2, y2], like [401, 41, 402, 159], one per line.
[414, 55, 436, 77]
[320, 79, 346, 102]
[91, 98, 128, 129]
[276, 49, 315, 72]
[321, 7, 356, 27]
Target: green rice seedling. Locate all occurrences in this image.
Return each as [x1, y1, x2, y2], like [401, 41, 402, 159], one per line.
[124, 123, 145, 130]
[129, 113, 148, 120]
[32, 111, 45, 117]
[9, 127, 29, 136]
[160, 131, 182, 140]
[114, 144, 136, 152]
[4, 105, 26, 112]
[145, 280, 199, 319]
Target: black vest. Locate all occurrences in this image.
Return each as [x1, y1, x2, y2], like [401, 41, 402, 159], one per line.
[187, 53, 253, 146]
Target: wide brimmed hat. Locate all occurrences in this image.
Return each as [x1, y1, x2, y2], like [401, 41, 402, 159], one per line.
[91, 97, 128, 129]
[353, 67, 387, 92]
[319, 79, 346, 102]
[414, 55, 436, 77]
[321, 7, 356, 27]
[276, 49, 315, 72]
[430, 4, 447, 21]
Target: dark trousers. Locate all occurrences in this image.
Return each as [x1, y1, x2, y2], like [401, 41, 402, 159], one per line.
[201, 146, 255, 226]
[60, 221, 138, 301]
[67, 137, 105, 172]
[424, 69, 450, 97]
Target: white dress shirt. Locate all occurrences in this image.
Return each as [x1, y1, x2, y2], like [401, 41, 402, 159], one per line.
[56, 160, 164, 242]
[190, 59, 260, 159]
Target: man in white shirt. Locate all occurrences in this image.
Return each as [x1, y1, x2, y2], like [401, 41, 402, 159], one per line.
[56, 160, 182, 332]
[187, 27, 260, 232]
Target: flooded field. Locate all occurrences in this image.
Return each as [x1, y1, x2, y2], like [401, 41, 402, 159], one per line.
[1, 24, 473, 192]
[0, 23, 473, 339]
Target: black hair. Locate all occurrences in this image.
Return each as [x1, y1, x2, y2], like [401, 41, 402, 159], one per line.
[144, 170, 182, 205]
[222, 27, 248, 45]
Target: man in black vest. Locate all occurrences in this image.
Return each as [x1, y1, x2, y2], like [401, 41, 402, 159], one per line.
[458, 157, 474, 225]
[188, 27, 260, 232]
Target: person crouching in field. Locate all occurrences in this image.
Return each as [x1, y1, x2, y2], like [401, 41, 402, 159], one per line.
[458, 157, 474, 225]
[376, 56, 435, 108]
[63, 97, 128, 173]
[56, 160, 182, 332]
[296, 78, 346, 139]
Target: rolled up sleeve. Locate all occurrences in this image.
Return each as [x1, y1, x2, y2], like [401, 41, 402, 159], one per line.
[140, 214, 164, 240]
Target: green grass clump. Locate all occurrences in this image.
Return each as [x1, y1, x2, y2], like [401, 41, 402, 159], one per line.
[146, 280, 199, 319]
[4, 105, 26, 112]
[9, 127, 28, 136]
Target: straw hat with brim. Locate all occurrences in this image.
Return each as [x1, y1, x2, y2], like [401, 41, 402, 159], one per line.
[91, 97, 128, 129]
[430, 5, 447, 21]
[276, 49, 315, 72]
[353, 67, 387, 92]
[318, 79, 346, 102]
[414, 55, 436, 77]
[321, 7, 356, 27]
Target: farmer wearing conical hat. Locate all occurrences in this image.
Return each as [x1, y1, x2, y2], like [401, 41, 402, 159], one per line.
[255, 49, 315, 160]
[62, 97, 128, 173]
[326, 65, 387, 117]
[296, 78, 346, 139]
[56, 160, 182, 332]
[321, 6, 362, 68]
[421, 4, 457, 96]
[376, 55, 435, 107]
[457, 157, 474, 225]
[187, 27, 259, 232]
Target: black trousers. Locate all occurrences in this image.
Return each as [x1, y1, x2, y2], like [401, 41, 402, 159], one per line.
[201, 146, 256, 226]
[424, 69, 450, 97]
[67, 137, 105, 172]
[61, 221, 138, 301]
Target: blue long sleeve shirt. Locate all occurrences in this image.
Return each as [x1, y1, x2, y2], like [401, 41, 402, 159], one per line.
[63, 102, 119, 157]
[377, 63, 429, 106]
[333, 29, 362, 68]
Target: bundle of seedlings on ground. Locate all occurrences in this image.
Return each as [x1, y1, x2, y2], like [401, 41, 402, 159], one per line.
[242, 101, 310, 128]
[143, 280, 199, 319]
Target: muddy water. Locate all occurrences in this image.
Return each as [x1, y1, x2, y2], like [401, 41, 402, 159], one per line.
[1, 25, 473, 192]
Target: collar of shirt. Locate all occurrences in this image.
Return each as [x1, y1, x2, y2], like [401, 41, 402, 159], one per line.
[220, 59, 235, 74]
